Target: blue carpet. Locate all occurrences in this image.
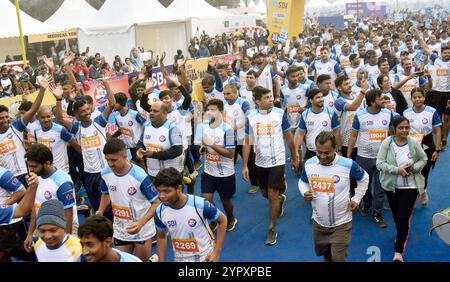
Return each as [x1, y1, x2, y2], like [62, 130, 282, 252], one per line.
[185, 150, 450, 262]
[73, 149, 450, 262]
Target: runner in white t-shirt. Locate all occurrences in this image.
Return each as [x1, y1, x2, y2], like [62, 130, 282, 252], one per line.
[154, 168, 227, 262]
[195, 99, 237, 232]
[243, 86, 299, 246]
[34, 106, 81, 173]
[97, 138, 160, 262]
[299, 131, 369, 262]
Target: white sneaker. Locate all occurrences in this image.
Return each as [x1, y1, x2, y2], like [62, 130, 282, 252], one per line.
[149, 254, 159, 262]
[393, 252, 403, 262]
[420, 191, 429, 206]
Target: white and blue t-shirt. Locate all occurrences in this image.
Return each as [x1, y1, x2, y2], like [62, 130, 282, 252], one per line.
[245, 107, 291, 168]
[100, 164, 159, 241]
[299, 155, 368, 228]
[155, 195, 220, 262]
[0, 166, 25, 225]
[403, 106, 442, 149]
[297, 107, 340, 152]
[34, 123, 74, 173]
[352, 108, 394, 158]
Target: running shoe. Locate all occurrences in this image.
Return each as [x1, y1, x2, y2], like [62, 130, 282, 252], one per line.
[279, 194, 287, 218]
[441, 140, 447, 152]
[393, 252, 404, 262]
[419, 191, 429, 206]
[248, 185, 259, 194]
[265, 228, 278, 246]
[373, 212, 387, 228]
[149, 254, 159, 262]
[226, 218, 238, 232]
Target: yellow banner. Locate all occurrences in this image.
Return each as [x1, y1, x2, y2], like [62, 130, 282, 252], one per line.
[28, 29, 78, 44]
[267, 0, 305, 45]
[0, 90, 56, 108]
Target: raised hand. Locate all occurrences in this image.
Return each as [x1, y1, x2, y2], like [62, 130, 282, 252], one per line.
[167, 73, 181, 86]
[49, 86, 64, 100]
[63, 52, 76, 66]
[160, 51, 166, 63]
[42, 56, 54, 70]
[39, 77, 50, 89]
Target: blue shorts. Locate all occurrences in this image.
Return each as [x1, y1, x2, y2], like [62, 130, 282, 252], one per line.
[201, 173, 236, 199]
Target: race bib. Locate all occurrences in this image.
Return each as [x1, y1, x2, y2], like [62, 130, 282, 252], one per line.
[436, 69, 448, 77]
[311, 177, 335, 193]
[172, 238, 199, 253]
[0, 139, 17, 155]
[403, 84, 416, 93]
[206, 151, 221, 162]
[37, 138, 52, 150]
[120, 127, 133, 137]
[256, 124, 274, 137]
[146, 144, 162, 153]
[81, 135, 102, 151]
[369, 129, 387, 142]
[287, 105, 301, 114]
[410, 133, 424, 144]
[223, 114, 234, 125]
[112, 205, 132, 220]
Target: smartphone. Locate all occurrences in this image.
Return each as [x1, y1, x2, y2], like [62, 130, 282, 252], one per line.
[415, 71, 424, 76]
[404, 166, 412, 174]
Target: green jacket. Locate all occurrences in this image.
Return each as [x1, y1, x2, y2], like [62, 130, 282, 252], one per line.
[376, 135, 427, 194]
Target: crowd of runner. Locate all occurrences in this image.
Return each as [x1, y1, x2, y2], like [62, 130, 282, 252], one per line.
[0, 12, 449, 263]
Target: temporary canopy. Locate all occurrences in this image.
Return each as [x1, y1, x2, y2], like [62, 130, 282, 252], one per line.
[247, 0, 257, 9]
[168, 0, 256, 37]
[78, 0, 188, 65]
[168, 0, 233, 19]
[0, 0, 60, 38]
[84, 0, 181, 28]
[256, 0, 267, 14]
[0, 0, 63, 63]
[45, 0, 98, 29]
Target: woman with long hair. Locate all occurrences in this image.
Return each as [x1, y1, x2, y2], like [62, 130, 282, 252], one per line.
[376, 116, 427, 262]
[402, 87, 442, 205]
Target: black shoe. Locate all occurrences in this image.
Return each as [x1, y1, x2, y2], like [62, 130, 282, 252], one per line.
[279, 194, 287, 218]
[226, 217, 238, 232]
[265, 228, 278, 246]
[360, 206, 370, 217]
[373, 212, 387, 228]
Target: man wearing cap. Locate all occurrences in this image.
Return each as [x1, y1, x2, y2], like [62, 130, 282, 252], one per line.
[34, 199, 82, 262]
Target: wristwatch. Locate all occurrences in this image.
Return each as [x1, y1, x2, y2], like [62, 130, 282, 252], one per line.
[435, 149, 442, 153]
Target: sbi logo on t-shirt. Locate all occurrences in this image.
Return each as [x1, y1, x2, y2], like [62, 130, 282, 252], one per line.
[333, 175, 341, 183]
[127, 187, 137, 196]
[322, 121, 328, 127]
[188, 218, 197, 227]
[422, 118, 428, 125]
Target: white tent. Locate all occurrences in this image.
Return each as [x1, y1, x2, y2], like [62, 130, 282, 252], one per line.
[45, 0, 98, 29]
[84, 0, 180, 28]
[239, 0, 247, 8]
[168, 0, 256, 38]
[256, 0, 267, 14]
[78, 0, 188, 65]
[247, 0, 257, 9]
[0, 0, 60, 38]
[0, 0, 62, 62]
